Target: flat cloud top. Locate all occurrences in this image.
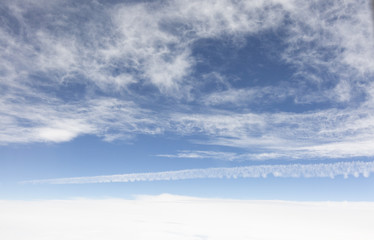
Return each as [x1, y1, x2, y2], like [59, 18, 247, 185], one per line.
[1, 195, 374, 240]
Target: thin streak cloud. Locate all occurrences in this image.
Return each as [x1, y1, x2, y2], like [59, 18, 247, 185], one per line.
[23, 161, 374, 184]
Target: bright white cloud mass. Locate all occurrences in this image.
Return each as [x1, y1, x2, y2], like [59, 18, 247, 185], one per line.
[1, 0, 374, 160]
[1, 195, 374, 240]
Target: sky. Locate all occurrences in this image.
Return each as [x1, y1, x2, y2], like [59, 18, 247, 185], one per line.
[1, 0, 374, 201]
[2, 0, 374, 239]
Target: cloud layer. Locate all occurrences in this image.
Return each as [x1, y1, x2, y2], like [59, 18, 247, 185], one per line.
[1, 0, 374, 160]
[22, 161, 374, 184]
[1, 195, 374, 240]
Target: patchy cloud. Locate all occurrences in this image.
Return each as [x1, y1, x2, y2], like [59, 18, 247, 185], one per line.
[1, 0, 374, 161]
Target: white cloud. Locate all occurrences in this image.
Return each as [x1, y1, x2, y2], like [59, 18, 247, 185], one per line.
[0, 0, 294, 96]
[1, 195, 374, 240]
[157, 150, 285, 161]
[22, 161, 374, 184]
[1, 0, 374, 161]
[0, 97, 160, 144]
[36, 127, 84, 143]
[157, 150, 240, 161]
[170, 104, 374, 158]
[201, 86, 295, 107]
[300, 140, 374, 159]
[281, 0, 374, 103]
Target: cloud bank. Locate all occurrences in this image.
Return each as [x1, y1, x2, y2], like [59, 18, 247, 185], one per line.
[1, 195, 374, 240]
[23, 161, 374, 184]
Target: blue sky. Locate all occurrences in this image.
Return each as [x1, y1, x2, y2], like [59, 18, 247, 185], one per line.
[1, 0, 374, 201]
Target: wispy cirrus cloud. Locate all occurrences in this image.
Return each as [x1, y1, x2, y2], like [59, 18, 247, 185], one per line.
[22, 161, 374, 184]
[0, 97, 161, 143]
[157, 150, 285, 161]
[157, 150, 242, 161]
[170, 101, 374, 159]
[1, 0, 374, 162]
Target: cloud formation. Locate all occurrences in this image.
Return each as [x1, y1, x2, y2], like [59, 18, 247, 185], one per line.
[1, 0, 374, 160]
[157, 150, 285, 161]
[1, 195, 374, 240]
[22, 161, 374, 184]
